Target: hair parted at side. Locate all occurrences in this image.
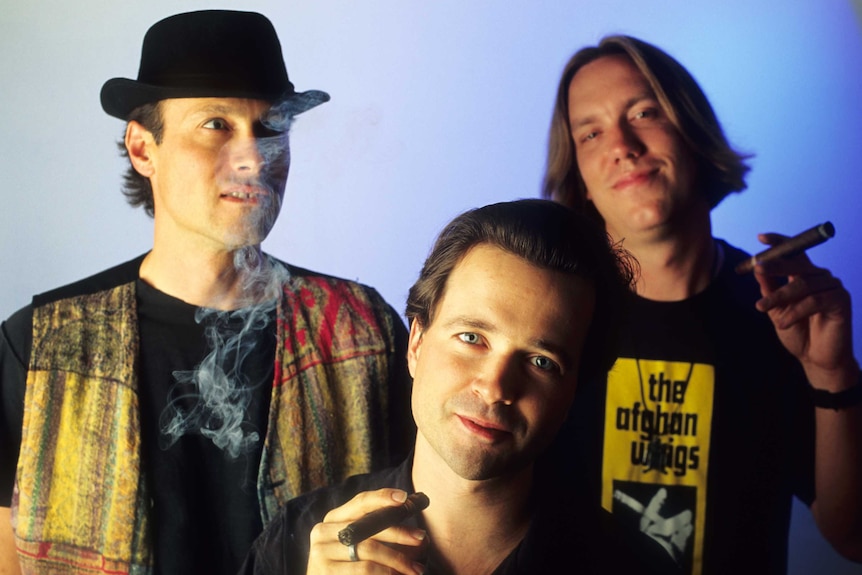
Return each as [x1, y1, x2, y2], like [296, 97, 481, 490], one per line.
[405, 199, 636, 383]
[542, 35, 751, 219]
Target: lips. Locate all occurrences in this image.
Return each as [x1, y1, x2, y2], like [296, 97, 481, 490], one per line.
[220, 185, 269, 203]
[613, 167, 659, 190]
[457, 414, 514, 442]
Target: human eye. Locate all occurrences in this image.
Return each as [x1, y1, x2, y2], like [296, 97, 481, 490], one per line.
[575, 127, 600, 145]
[457, 332, 482, 345]
[632, 105, 661, 122]
[255, 123, 288, 140]
[530, 355, 560, 373]
[202, 118, 230, 131]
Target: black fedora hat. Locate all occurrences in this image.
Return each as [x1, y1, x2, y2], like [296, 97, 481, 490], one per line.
[100, 10, 329, 120]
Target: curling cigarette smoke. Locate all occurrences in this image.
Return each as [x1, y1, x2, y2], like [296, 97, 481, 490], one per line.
[160, 310, 267, 457]
[159, 254, 290, 458]
[159, 253, 290, 458]
[158, 101, 297, 458]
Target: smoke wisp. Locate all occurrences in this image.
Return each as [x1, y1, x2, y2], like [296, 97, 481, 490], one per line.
[159, 254, 290, 458]
[158, 100, 298, 458]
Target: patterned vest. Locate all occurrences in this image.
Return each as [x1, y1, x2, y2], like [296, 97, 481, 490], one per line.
[13, 273, 401, 573]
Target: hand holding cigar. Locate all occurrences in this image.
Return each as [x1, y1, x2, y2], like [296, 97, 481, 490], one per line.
[735, 222, 835, 274]
[338, 492, 430, 547]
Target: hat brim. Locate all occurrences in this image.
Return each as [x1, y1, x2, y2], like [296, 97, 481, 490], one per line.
[100, 77, 329, 120]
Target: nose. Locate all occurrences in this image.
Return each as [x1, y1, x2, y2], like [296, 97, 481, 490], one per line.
[228, 137, 267, 175]
[609, 122, 645, 163]
[472, 356, 521, 406]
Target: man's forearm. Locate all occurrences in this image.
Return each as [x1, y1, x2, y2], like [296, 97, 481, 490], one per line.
[811, 369, 862, 562]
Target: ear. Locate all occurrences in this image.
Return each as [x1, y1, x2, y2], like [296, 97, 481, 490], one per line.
[125, 120, 156, 178]
[406, 318, 425, 379]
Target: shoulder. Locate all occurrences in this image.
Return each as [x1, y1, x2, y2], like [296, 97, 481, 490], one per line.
[31, 255, 146, 308]
[273, 257, 406, 333]
[3, 255, 146, 365]
[711, 239, 762, 307]
[280, 260, 388, 302]
[1, 303, 34, 370]
[715, 238, 753, 275]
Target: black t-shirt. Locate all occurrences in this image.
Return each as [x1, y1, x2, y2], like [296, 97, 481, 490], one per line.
[0, 306, 28, 502]
[550, 240, 815, 575]
[240, 455, 679, 575]
[1, 259, 276, 575]
[137, 279, 275, 575]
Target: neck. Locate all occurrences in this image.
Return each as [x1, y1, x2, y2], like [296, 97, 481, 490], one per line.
[411, 439, 532, 575]
[614, 214, 718, 302]
[140, 244, 279, 310]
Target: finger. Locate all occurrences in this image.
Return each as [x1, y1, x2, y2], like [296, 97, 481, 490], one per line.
[752, 229, 836, 275]
[740, 232, 818, 277]
[762, 287, 850, 330]
[753, 267, 785, 298]
[312, 520, 426, 548]
[752, 261, 830, 299]
[350, 537, 427, 574]
[765, 292, 834, 331]
[309, 536, 425, 575]
[755, 273, 843, 313]
[323, 488, 409, 524]
[757, 232, 789, 247]
[752, 254, 822, 277]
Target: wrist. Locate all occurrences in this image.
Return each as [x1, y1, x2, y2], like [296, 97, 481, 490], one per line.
[810, 371, 862, 410]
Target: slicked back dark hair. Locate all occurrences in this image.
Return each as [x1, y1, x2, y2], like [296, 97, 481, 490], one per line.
[406, 199, 636, 384]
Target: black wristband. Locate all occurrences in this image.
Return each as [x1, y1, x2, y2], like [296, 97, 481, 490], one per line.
[810, 373, 862, 410]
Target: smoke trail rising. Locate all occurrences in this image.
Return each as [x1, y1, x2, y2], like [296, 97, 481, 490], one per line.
[159, 255, 290, 458]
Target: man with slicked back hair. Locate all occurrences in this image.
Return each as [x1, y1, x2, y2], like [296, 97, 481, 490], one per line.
[241, 200, 677, 575]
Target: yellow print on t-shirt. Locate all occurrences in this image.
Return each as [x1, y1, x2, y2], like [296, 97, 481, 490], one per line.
[602, 358, 714, 575]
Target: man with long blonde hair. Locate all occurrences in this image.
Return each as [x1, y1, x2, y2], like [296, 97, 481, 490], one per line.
[544, 35, 861, 574]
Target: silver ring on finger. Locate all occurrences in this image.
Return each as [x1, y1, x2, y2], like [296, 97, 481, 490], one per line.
[348, 543, 359, 562]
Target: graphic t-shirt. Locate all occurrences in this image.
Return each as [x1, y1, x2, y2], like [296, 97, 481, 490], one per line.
[555, 240, 815, 575]
[603, 357, 713, 573]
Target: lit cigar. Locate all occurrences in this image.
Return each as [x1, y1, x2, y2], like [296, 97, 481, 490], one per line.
[338, 492, 430, 547]
[735, 221, 835, 274]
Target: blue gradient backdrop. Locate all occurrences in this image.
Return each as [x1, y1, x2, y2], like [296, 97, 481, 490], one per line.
[1, 1, 860, 572]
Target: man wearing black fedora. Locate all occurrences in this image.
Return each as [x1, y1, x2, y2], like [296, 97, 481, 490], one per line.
[0, 10, 412, 575]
